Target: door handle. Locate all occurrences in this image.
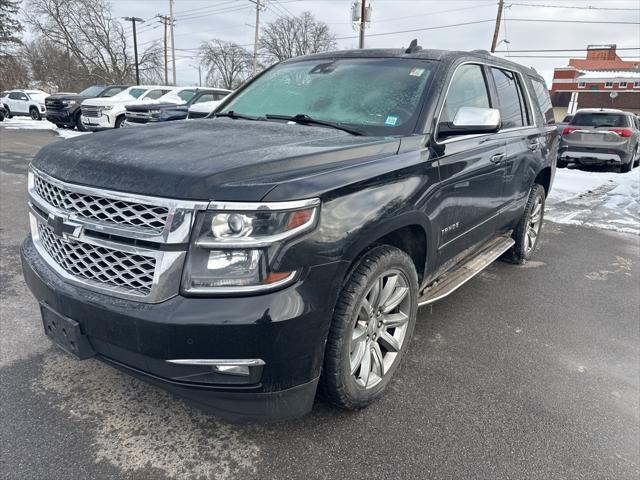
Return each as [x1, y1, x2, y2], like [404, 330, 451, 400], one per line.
[528, 141, 539, 151]
[490, 153, 505, 163]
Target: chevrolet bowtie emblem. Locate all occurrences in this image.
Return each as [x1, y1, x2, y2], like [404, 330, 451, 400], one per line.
[47, 213, 83, 241]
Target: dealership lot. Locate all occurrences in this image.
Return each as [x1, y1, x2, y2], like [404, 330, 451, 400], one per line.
[1, 127, 638, 479]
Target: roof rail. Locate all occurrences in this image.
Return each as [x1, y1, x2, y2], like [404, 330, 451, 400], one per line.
[471, 49, 491, 55]
[405, 39, 422, 54]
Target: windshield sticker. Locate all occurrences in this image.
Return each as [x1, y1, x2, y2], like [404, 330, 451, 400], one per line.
[385, 115, 399, 126]
[409, 67, 425, 77]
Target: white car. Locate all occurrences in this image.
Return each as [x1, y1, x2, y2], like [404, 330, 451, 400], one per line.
[1, 89, 48, 120]
[80, 85, 172, 131]
[187, 89, 233, 119]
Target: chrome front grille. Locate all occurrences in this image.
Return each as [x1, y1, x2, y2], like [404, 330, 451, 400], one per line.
[81, 106, 101, 118]
[33, 173, 169, 232]
[38, 223, 156, 295]
[28, 167, 208, 302]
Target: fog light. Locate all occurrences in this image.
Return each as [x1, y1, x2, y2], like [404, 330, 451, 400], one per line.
[212, 365, 251, 376]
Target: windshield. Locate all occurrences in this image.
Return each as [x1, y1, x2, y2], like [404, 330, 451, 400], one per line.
[79, 85, 107, 97]
[221, 58, 435, 136]
[111, 87, 147, 101]
[159, 89, 197, 104]
[571, 112, 629, 128]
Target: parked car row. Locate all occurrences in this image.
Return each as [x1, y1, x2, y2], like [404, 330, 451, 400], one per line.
[1, 85, 233, 130]
[556, 108, 640, 172]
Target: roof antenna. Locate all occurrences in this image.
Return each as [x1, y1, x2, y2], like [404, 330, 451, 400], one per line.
[405, 39, 422, 54]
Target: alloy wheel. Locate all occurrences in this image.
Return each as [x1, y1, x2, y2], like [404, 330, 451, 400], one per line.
[349, 269, 412, 389]
[525, 195, 543, 254]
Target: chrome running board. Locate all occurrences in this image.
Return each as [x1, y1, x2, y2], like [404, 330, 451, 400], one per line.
[417, 236, 515, 306]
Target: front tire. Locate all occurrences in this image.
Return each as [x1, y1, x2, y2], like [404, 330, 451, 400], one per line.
[321, 245, 418, 410]
[75, 112, 87, 131]
[114, 115, 125, 128]
[504, 184, 546, 264]
[29, 107, 41, 120]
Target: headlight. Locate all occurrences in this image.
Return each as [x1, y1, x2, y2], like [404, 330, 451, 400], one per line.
[182, 199, 319, 294]
[101, 105, 113, 111]
[62, 100, 76, 106]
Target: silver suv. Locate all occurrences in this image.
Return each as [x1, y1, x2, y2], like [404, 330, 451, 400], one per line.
[558, 108, 640, 172]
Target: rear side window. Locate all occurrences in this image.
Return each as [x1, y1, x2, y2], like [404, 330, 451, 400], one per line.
[441, 64, 490, 124]
[144, 89, 171, 100]
[571, 113, 629, 128]
[530, 77, 554, 125]
[490, 68, 530, 129]
[194, 93, 215, 104]
[102, 87, 125, 97]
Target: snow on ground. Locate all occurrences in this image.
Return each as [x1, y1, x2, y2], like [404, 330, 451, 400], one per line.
[0, 116, 89, 139]
[547, 166, 640, 235]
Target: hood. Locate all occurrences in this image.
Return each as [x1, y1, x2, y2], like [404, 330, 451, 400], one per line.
[126, 102, 187, 112]
[189, 101, 220, 113]
[32, 118, 401, 201]
[46, 94, 93, 103]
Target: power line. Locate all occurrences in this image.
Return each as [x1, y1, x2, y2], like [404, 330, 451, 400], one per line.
[508, 2, 640, 11]
[335, 19, 495, 40]
[494, 47, 640, 53]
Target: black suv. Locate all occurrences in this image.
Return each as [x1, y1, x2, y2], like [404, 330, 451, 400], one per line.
[45, 84, 128, 130]
[124, 88, 231, 126]
[22, 45, 558, 421]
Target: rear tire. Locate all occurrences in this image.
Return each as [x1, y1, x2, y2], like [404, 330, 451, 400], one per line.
[557, 158, 568, 168]
[320, 245, 418, 410]
[620, 158, 633, 173]
[504, 184, 546, 265]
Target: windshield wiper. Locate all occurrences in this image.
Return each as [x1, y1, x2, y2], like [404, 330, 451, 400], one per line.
[213, 111, 262, 121]
[265, 113, 364, 136]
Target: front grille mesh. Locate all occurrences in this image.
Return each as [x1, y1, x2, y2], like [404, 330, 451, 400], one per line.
[81, 106, 101, 118]
[33, 174, 169, 232]
[38, 223, 156, 295]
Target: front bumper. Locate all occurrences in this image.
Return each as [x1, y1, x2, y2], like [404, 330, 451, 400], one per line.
[81, 113, 113, 131]
[21, 236, 345, 421]
[45, 110, 73, 125]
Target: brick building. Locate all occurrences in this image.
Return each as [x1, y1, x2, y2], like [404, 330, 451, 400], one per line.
[550, 45, 640, 120]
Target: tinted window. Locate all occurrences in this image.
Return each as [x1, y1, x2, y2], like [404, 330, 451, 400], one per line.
[102, 87, 125, 97]
[79, 85, 106, 97]
[178, 90, 197, 102]
[128, 88, 146, 99]
[440, 64, 490, 124]
[571, 113, 629, 128]
[194, 93, 215, 104]
[144, 89, 170, 100]
[562, 115, 573, 123]
[530, 77, 554, 125]
[9, 92, 27, 100]
[491, 68, 529, 128]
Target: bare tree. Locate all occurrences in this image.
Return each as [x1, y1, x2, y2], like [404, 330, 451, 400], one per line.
[259, 11, 336, 63]
[24, 0, 159, 85]
[0, 0, 22, 54]
[199, 39, 253, 90]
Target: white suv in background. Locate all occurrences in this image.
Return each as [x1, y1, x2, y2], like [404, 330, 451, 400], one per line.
[1, 89, 48, 120]
[80, 85, 172, 130]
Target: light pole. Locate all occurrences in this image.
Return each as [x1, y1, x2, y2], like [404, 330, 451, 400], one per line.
[124, 17, 145, 85]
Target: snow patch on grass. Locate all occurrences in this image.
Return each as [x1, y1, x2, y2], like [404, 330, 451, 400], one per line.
[547, 167, 640, 235]
[1, 116, 89, 139]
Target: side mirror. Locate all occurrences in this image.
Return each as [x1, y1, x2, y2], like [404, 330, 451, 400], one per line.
[438, 107, 501, 138]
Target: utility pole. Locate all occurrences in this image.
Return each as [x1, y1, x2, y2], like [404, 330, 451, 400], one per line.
[158, 15, 171, 85]
[124, 17, 145, 85]
[249, 0, 261, 76]
[359, 0, 366, 49]
[198, 64, 202, 87]
[170, 0, 177, 85]
[490, 0, 504, 53]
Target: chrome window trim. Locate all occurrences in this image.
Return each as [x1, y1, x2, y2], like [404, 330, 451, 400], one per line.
[29, 166, 208, 244]
[432, 60, 539, 146]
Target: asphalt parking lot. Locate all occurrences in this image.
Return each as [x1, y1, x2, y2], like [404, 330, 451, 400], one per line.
[1, 127, 639, 480]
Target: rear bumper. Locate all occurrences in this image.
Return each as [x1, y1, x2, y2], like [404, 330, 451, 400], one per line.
[21, 236, 345, 421]
[559, 147, 632, 165]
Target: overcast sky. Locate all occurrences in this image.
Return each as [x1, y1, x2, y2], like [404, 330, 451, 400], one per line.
[110, 0, 640, 86]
